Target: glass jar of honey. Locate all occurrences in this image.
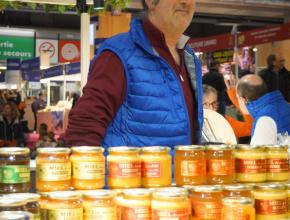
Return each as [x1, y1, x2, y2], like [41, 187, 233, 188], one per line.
[235, 145, 266, 183]
[46, 191, 83, 220]
[152, 188, 191, 220]
[266, 145, 289, 182]
[38, 192, 49, 220]
[141, 146, 171, 188]
[221, 197, 255, 220]
[120, 188, 151, 220]
[0, 197, 26, 212]
[223, 184, 253, 198]
[174, 145, 206, 186]
[7, 193, 40, 220]
[0, 211, 32, 220]
[82, 190, 117, 220]
[191, 185, 223, 219]
[0, 148, 30, 193]
[206, 145, 235, 184]
[107, 147, 141, 189]
[253, 183, 287, 220]
[71, 146, 105, 190]
[36, 148, 71, 192]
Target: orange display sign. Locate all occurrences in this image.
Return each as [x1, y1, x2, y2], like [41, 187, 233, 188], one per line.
[59, 39, 80, 63]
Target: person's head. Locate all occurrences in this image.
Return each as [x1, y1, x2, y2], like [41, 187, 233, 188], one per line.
[266, 54, 285, 71]
[39, 92, 44, 100]
[209, 61, 220, 71]
[143, 0, 196, 36]
[202, 85, 218, 111]
[236, 74, 268, 114]
[2, 102, 19, 119]
[39, 123, 48, 138]
[276, 54, 285, 70]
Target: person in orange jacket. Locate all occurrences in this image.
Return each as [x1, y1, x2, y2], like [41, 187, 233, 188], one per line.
[203, 75, 253, 139]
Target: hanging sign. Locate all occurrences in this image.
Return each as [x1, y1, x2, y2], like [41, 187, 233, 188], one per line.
[43, 65, 63, 78]
[59, 39, 80, 63]
[7, 59, 21, 71]
[0, 36, 34, 60]
[64, 62, 80, 75]
[36, 39, 58, 64]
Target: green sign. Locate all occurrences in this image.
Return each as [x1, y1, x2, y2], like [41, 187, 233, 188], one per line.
[0, 35, 35, 60]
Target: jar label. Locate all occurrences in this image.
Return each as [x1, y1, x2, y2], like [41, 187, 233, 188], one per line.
[181, 160, 206, 176]
[109, 162, 141, 178]
[152, 208, 190, 220]
[267, 158, 289, 173]
[72, 161, 105, 180]
[47, 208, 83, 220]
[142, 162, 161, 178]
[236, 159, 266, 174]
[0, 165, 30, 183]
[122, 206, 151, 220]
[255, 199, 287, 215]
[37, 163, 71, 181]
[192, 201, 222, 219]
[208, 159, 235, 175]
[84, 206, 116, 220]
[222, 213, 251, 220]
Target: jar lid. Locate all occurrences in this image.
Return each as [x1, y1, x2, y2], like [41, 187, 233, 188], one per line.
[0, 197, 27, 207]
[7, 193, 40, 203]
[71, 146, 104, 153]
[47, 191, 81, 200]
[174, 145, 205, 150]
[265, 145, 288, 150]
[224, 184, 252, 191]
[254, 183, 286, 191]
[193, 185, 223, 193]
[153, 188, 188, 199]
[141, 146, 170, 152]
[222, 197, 254, 206]
[37, 147, 71, 154]
[123, 188, 151, 198]
[83, 190, 116, 199]
[206, 144, 234, 150]
[0, 147, 29, 155]
[108, 146, 139, 152]
[236, 145, 265, 150]
[0, 211, 32, 220]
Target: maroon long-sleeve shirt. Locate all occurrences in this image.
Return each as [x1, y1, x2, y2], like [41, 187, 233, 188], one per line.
[64, 18, 196, 146]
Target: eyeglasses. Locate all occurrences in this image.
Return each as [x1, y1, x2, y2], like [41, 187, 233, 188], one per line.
[203, 101, 218, 110]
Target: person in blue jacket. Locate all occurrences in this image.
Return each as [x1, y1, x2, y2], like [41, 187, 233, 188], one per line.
[65, 0, 203, 150]
[236, 74, 290, 145]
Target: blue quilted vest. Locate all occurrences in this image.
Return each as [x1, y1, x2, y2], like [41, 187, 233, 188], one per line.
[96, 19, 203, 149]
[246, 91, 290, 136]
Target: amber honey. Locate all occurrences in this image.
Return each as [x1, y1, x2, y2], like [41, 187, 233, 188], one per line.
[141, 146, 171, 188]
[223, 184, 253, 198]
[107, 147, 141, 189]
[36, 148, 71, 192]
[46, 191, 83, 220]
[174, 145, 206, 186]
[190, 185, 223, 220]
[152, 188, 191, 220]
[206, 145, 235, 184]
[71, 146, 105, 190]
[221, 197, 255, 220]
[82, 190, 117, 220]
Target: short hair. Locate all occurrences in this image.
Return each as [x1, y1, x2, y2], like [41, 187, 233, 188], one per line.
[267, 54, 276, 69]
[141, 0, 160, 11]
[203, 84, 217, 97]
[237, 79, 268, 102]
[209, 61, 220, 70]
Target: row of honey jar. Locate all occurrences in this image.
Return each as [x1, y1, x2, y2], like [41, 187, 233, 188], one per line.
[0, 145, 289, 193]
[36, 145, 289, 191]
[1, 182, 290, 220]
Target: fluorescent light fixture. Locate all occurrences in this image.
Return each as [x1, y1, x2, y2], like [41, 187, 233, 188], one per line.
[0, 28, 34, 37]
[0, 66, 7, 70]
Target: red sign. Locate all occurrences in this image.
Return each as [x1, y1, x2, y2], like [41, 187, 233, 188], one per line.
[189, 22, 290, 52]
[238, 22, 290, 47]
[59, 39, 80, 63]
[189, 33, 233, 52]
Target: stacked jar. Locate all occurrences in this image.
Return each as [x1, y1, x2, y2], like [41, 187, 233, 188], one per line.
[235, 145, 267, 183]
[0, 148, 30, 193]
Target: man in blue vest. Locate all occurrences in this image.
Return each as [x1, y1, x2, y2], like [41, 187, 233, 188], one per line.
[65, 0, 203, 149]
[236, 74, 290, 145]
